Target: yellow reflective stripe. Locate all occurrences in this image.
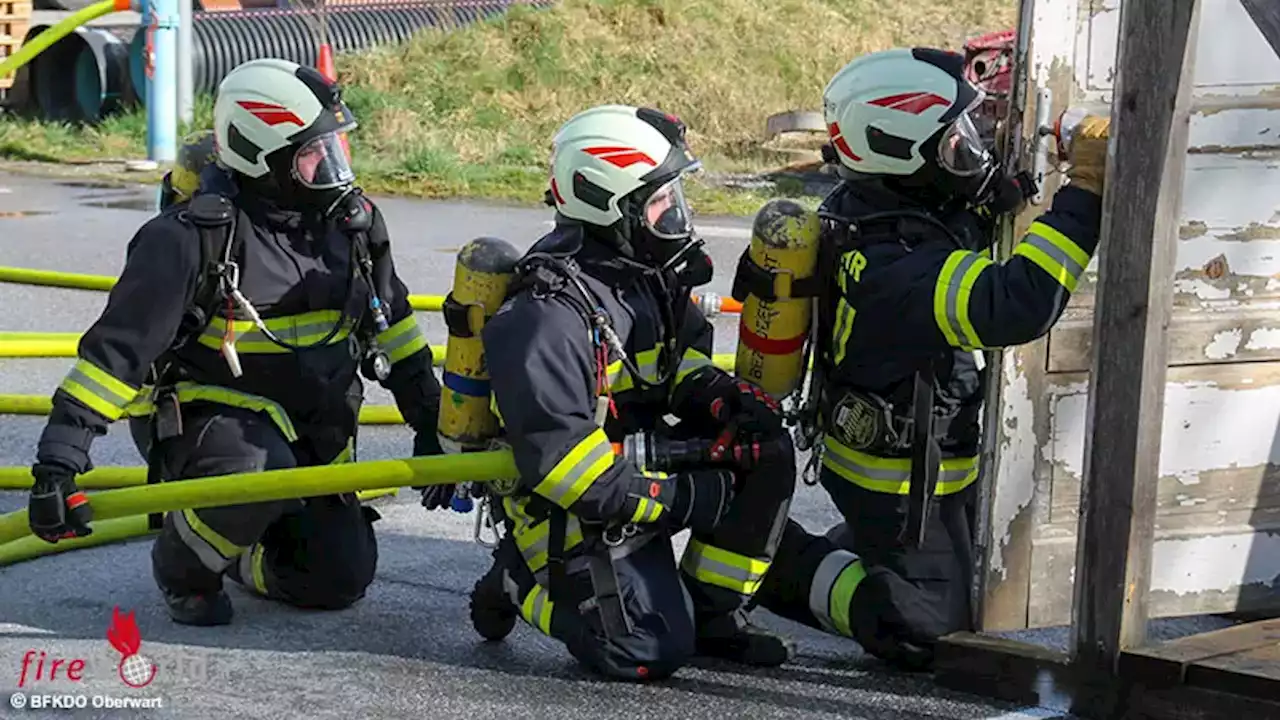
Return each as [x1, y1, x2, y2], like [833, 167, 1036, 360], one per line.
[57, 358, 140, 421]
[673, 347, 713, 386]
[520, 584, 555, 635]
[629, 496, 666, 524]
[1013, 221, 1090, 293]
[125, 382, 298, 442]
[680, 538, 771, 595]
[611, 348, 661, 393]
[331, 438, 354, 464]
[377, 315, 429, 365]
[250, 544, 268, 594]
[533, 428, 614, 509]
[490, 393, 504, 425]
[933, 250, 992, 351]
[821, 436, 978, 495]
[511, 511, 585, 573]
[828, 558, 867, 638]
[180, 508, 244, 561]
[201, 310, 354, 353]
[831, 298, 857, 366]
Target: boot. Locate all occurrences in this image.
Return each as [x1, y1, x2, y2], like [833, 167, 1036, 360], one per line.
[695, 608, 793, 667]
[470, 560, 517, 641]
[152, 532, 234, 626]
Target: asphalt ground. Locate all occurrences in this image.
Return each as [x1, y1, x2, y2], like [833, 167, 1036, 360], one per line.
[0, 171, 1227, 720]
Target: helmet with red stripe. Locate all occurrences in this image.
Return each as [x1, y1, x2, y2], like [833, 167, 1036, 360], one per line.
[213, 58, 358, 211]
[822, 47, 995, 193]
[547, 104, 703, 265]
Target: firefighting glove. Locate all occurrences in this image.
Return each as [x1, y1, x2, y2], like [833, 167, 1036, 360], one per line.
[675, 368, 784, 436]
[412, 426, 456, 511]
[1066, 114, 1110, 197]
[850, 565, 953, 672]
[664, 469, 736, 536]
[28, 463, 93, 542]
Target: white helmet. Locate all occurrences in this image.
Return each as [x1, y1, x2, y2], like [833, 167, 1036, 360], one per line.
[548, 104, 701, 240]
[823, 48, 993, 184]
[213, 58, 357, 192]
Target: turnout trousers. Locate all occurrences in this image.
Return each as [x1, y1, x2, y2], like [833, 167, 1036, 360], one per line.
[494, 442, 796, 681]
[130, 402, 380, 610]
[755, 465, 975, 667]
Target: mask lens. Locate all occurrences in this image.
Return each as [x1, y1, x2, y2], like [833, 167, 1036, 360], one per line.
[641, 178, 694, 239]
[292, 132, 356, 190]
[937, 112, 993, 178]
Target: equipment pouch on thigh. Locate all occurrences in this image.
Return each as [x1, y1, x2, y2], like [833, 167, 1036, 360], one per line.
[827, 388, 901, 453]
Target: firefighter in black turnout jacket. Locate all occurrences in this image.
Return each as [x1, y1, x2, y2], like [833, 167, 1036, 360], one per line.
[431, 104, 797, 680]
[26, 58, 444, 626]
[748, 48, 1111, 668]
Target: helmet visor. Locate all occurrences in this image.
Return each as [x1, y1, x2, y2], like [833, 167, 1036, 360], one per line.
[937, 112, 994, 178]
[641, 177, 694, 240]
[292, 132, 355, 190]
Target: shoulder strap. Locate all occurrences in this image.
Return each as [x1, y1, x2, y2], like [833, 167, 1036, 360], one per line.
[174, 193, 240, 349]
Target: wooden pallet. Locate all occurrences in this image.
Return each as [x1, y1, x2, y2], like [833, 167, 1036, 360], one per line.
[0, 0, 32, 92]
[1118, 619, 1280, 720]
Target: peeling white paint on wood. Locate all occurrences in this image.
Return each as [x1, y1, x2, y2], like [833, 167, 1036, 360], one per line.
[1050, 379, 1280, 484]
[1246, 328, 1280, 350]
[1150, 531, 1280, 595]
[1189, 108, 1280, 151]
[991, 350, 1038, 579]
[1205, 328, 1244, 359]
[1085, 0, 1280, 92]
[1181, 155, 1280, 230]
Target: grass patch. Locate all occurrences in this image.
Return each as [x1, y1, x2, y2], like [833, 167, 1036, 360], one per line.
[0, 0, 1014, 215]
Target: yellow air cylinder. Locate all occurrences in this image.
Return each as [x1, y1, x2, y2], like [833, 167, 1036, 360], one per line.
[732, 199, 822, 399]
[437, 237, 522, 453]
[158, 131, 217, 211]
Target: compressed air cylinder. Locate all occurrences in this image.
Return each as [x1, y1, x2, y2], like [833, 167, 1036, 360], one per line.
[733, 199, 822, 399]
[158, 132, 217, 212]
[437, 237, 522, 455]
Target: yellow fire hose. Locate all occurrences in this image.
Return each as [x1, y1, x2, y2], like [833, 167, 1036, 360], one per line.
[0, 266, 741, 315]
[0, 464, 397, 499]
[0, 515, 155, 567]
[0, 0, 133, 82]
[0, 450, 517, 546]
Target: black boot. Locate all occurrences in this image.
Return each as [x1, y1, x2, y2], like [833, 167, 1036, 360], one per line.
[695, 608, 793, 667]
[152, 531, 234, 626]
[470, 560, 517, 641]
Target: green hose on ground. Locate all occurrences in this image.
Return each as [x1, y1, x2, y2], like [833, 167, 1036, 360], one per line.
[0, 450, 517, 545]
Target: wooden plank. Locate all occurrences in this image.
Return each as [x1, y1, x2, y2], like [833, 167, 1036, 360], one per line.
[1240, 0, 1280, 61]
[1186, 640, 1280, 698]
[1071, 0, 1202, 670]
[1048, 306, 1280, 371]
[1125, 682, 1280, 720]
[1117, 619, 1280, 686]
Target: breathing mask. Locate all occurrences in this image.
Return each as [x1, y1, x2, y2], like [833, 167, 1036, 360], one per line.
[626, 173, 713, 286]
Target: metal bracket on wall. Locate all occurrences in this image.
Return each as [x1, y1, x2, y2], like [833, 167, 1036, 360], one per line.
[1030, 86, 1053, 205]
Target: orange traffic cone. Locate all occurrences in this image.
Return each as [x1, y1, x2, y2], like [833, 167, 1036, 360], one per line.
[317, 44, 352, 160]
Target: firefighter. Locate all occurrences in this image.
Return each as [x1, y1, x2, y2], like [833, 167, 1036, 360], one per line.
[747, 48, 1110, 669]
[424, 104, 798, 681]
[25, 58, 444, 626]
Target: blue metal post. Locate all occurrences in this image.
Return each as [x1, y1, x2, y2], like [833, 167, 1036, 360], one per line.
[144, 0, 179, 163]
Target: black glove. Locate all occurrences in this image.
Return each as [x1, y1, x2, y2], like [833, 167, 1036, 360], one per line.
[667, 469, 736, 536]
[28, 463, 93, 543]
[673, 368, 784, 435]
[850, 565, 953, 671]
[411, 428, 456, 510]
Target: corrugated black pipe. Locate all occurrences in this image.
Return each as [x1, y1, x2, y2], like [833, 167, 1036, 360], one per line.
[128, 1, 552, 106]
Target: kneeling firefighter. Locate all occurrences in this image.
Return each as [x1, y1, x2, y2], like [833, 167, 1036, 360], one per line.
[423, 104, 798, 680]
[740, 48, 1111, 669]
[26, 58, 444, 626]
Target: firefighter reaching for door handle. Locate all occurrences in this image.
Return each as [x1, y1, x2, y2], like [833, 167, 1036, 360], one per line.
[422, 104, 798, 681]
[739, 47, 1110, 670]
[26, 58, 444, 627]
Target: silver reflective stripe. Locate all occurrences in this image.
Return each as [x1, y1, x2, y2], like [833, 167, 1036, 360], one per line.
[172, 511, 234, 573]
[517, 516, 582, 571]
[539, 441, 611, 506]
[821, 446, 910, 483]
[942, 252, 985, 350]
[201, 318, 349, 347]
[809, 550, 860, 635]
[681, 545, 766, 594]
[63, 364, 133, 411]
[1025, 231, 1086, 281]
[379, 320, 425, 359]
